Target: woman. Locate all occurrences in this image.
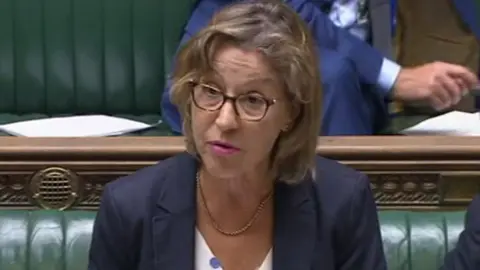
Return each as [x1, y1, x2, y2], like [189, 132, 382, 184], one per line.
[88, 1, 386, 269]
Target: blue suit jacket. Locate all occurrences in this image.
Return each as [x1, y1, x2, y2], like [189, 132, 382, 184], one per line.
[452, 0, 480, 40]
[88, 153, 387, 270]
[441, 195, 480, 270]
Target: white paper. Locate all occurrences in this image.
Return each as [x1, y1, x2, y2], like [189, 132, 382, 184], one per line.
[401, 111, 480, 136]
[0, 115, 155, 137]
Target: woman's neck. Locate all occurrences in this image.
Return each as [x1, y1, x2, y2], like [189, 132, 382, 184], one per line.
[197, 168, 274, 231]
[199, 168, 273, 203]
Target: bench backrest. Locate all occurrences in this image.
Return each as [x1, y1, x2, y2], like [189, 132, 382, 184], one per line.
[0, 210, 465, 270]
[0, 0, 196, 115]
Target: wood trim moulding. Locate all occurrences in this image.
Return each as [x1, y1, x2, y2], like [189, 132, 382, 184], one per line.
[1, 136, 480, 161]
[0, 136, 479, 210]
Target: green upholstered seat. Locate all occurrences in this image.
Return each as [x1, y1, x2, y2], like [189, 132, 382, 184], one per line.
[0, 0, 198, 136]
[0, 210, 466, 270]
[379, 211, 465, 269]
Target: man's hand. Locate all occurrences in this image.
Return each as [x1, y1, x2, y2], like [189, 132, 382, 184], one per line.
[392, 62, 478, 111]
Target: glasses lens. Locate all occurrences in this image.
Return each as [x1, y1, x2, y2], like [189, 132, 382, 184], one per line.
[236, 94, 268, 120]
[193, 84, 223, 110]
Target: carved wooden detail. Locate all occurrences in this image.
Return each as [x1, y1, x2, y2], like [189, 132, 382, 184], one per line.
[0, 174, 30, 206]
[76, 173, 129, 208]
[369, 173, 441, 205]
[0, 136, 478, 210]
[440, 173, 480, 205]
[0, 170, 128, 210]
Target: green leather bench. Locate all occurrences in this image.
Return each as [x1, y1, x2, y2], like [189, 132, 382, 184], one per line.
[0, 0, 199, 136]
[0, 210, 466, 270]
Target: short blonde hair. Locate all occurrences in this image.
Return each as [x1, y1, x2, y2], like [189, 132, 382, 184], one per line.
[170, 0, 322, 184]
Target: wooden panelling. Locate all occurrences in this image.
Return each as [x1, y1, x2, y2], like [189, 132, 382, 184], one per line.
[0, 136, 479, 210]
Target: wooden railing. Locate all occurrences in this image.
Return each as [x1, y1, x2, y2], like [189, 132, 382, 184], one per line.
[0, 136, 479, 210]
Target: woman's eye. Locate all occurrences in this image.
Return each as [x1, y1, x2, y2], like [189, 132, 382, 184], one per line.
[203, 86, 220, 96]
[246, 96, 263, 104]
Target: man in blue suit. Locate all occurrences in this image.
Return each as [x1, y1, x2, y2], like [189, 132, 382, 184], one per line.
[451, 0, 480, 41]
[161, 0, 478, 135]
[452, 0, 480, 108]
[441, 195, 480, 269]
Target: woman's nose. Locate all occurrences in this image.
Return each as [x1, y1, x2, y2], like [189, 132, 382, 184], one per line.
[214, 101, 239, 131]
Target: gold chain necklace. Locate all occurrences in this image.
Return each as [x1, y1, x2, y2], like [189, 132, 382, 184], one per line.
[196, 172, 273, 237]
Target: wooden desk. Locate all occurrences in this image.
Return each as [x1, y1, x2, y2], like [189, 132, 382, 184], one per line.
[0, 136, 479, 210]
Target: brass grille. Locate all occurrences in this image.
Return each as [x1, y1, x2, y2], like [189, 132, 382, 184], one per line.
[30, 167, 80, 210]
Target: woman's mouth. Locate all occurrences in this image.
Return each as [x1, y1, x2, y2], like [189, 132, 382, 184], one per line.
[208, 141, 241, 156]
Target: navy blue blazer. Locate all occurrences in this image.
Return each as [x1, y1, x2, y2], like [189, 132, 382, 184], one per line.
[88, 153, 386, 270]
[452, 0, 480, 40]
[441, 195, 480, 270]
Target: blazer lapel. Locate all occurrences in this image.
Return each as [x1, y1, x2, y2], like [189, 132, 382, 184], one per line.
[273, 180, 318, 270]
[152, 153, 198, 270]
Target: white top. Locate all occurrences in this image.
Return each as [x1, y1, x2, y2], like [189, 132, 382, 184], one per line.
[195, 229, 272, 270]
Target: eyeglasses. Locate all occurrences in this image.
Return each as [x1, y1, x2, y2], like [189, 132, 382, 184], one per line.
[190, 82, 277, 121]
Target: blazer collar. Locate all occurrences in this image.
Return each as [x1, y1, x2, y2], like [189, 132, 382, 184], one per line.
[153, 152, 198, 270]
[273, 179, 318, 270]
[155, 152, 198, 214]
[152, 153, 318, 270]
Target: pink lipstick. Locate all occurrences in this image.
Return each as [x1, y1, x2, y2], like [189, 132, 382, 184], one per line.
[208, 141, 240, 156]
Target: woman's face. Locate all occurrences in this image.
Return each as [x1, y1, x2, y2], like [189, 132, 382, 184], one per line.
[191, 44, 292, 178]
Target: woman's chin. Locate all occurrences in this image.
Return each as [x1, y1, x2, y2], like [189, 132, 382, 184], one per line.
[201, 156, 244, 178]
